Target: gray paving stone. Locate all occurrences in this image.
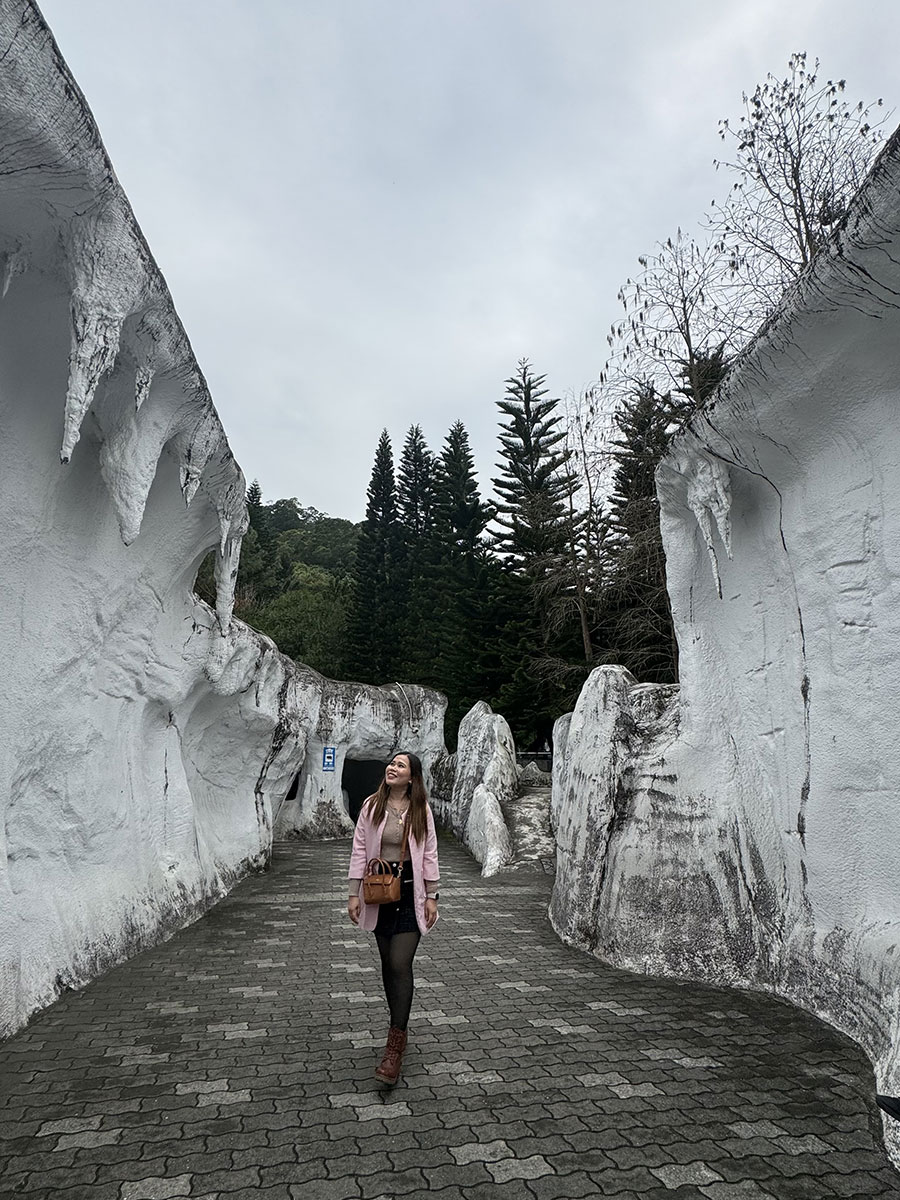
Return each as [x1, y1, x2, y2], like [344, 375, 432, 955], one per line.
[231, 1142, 298, 1169]
[605, 1142, 678, 1170]
[698, 1184, 777, 1199]
[119, 1176, 193, 1199]
[652, 1161, 725, 1188]
[358, 1167, 427, 1195]
[488, 1152, 555, 1182]
[288, 1179, 362, 1200]
[461, 1183, 539, 1200]
[258, 1158, 326, 1187]
[529, 1172, 606, 1199]
[450, 1138, 513, 1164]
[95, 1156, 169, 1185]
[327, 1150, 393, 1177]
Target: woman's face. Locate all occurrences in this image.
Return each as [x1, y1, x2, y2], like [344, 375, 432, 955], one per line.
[385, 755, 412, 789]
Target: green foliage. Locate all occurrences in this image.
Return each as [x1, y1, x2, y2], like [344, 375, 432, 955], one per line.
[492, 359, 574, 565]
[234, 525, 279, 612]
[277, 518, 360, 572]
[438, 421, 492, 553]
[397, 425, 437, 542]
[249, 563, 353, 673]
[394, 425, 441, 685]
[205, 382, 673, 748]
[193, 550, 216, 608]
[603, 383, 680, 683]
[207, 482, 362, 677]
[430, 423, 496, 744]
[488, 359, 581, 744]
[342, 430, 402, 683]
[335, 417, 521, 748]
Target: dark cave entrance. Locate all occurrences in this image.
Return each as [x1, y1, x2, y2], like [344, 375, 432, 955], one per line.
[341, 758, 387, 822]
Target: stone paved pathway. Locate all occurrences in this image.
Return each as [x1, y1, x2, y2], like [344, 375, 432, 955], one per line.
[502, 781, 555, 872]
[2, 835, 899, 1200]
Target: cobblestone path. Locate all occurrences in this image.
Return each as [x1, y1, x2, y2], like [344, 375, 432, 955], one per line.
[2, 836, 899, 1200]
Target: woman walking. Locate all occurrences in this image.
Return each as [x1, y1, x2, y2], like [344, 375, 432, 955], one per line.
[347, 751, 440, 1085]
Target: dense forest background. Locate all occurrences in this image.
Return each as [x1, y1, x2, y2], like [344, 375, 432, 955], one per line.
[196, 54, 888, 749]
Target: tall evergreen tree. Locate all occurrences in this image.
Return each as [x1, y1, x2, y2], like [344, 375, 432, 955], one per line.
[245, 478, 271, 554]
[492, 359, 573, 565]
[395, 425, 440, 682]
[604, 383, 679, 683]
[343, 430, 400, 682]
[490, 360, 577, 745]
[431, 422, 494, 742]
[439, 421, 491, 556]
[397, 425, 437, 543]
[231, 480, 279, 612]
[247, 478, 264, 523]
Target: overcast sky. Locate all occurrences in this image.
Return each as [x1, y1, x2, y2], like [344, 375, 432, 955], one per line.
[39, 0, 900, 521]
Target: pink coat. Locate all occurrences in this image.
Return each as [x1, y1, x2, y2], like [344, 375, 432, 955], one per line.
[348, 798, 441, 935]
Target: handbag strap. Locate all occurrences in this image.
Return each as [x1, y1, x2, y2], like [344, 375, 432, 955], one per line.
[365, 857, 395, 876]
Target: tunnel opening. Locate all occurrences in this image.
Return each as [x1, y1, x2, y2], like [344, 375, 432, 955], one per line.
[341, 758, 387, 822]
[284, 771, 300, 805]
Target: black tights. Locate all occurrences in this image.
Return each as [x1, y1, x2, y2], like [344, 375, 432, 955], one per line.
[374, 931, 421, 1031]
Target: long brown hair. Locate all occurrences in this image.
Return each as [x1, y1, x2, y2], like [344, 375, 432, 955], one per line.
[366, 751, 429, 843]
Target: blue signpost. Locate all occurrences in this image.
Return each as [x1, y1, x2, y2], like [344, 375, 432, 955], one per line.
[322, 746, 336, 772]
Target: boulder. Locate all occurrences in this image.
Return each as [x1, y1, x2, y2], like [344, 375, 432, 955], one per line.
[435, 702, 516, 875]
[519, 759, 551, 786]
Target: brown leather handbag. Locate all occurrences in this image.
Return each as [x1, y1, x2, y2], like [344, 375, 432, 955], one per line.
[362, 819, 409, 904]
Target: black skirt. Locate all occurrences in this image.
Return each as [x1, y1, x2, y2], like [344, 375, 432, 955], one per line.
[374, 860, 418, 936]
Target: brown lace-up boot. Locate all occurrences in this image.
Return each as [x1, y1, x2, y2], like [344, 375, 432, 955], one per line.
[374, 1025, 407, 1085]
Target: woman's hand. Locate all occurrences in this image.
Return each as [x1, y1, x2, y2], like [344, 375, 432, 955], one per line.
[347, 897, 361, 926]
[425, 898, 438, 929]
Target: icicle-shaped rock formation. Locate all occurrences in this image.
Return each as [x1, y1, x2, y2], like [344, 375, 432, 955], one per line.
[550, 127, 900, 1162]
[0, 5, 449, 1039]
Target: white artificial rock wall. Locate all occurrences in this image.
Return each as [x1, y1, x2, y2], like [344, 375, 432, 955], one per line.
[434, 702, 517, 875]
[0, 7, 449, 1039]
[551, 128, 900, 1160]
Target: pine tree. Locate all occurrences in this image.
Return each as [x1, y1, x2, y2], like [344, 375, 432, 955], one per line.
[230, 480, 279, 613]
[397, 425, 437, 543]
[604, 383, 679, 683]
[431, 422, 494, 742]
[245, 478, 271, 549]
[395, 425, 440, 682]
[246, 478, 263, 520]
[490, 360, 577, 745]
[438, 421, 491, 557]
[675, 343, 730, 413]
[343, 430, 400, 683]
[492, 359, 573, 565]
